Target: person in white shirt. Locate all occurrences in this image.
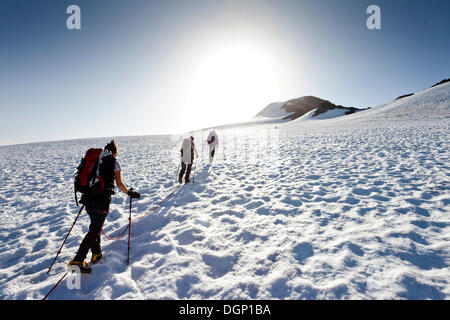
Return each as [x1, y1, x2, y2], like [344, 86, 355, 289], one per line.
[179, 136, 198, 183]
[207, 130, 218, 163]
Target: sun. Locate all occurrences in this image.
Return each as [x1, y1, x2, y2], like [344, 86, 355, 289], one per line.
[184, 42, 283, 127]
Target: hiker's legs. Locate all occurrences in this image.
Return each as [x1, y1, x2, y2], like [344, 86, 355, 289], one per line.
[185, 164, 192, 182]
[91, 231, 102, 256]
[209, 143, 215, 162]
[210, 146, 215, 162]
[74, 207, 107, 262]
[179, 162, 186, 183]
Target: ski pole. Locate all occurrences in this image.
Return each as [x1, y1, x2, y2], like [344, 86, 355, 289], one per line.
[47, 205, 85, 275]
[127, 197, 132, 266]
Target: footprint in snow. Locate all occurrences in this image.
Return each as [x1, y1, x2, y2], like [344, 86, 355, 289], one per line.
[176, 274, 200, 298]
[293, 242, 314, 263]
[202, 254, 238, 279]
[175, 228, 205, 245]
[352, 187, 372, 196]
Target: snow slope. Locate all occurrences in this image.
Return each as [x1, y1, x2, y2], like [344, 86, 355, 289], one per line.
[296, 108, 350, 121]
[254, 96, 362, 122]
[326, 81, 450, 122]
[253, 102, 292, 120]
[0, 83, 449, 300]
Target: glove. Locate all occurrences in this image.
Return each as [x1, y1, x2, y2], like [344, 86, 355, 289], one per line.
[79, 194, 88, 205]
[127, 188, 141, 199]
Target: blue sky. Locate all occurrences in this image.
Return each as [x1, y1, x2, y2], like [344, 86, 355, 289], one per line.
[0, 0, 449, 146]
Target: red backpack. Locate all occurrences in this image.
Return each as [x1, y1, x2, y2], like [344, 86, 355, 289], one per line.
[74, 148, 105, 206]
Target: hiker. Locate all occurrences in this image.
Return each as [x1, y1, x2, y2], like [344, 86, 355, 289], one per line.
[69, 140, 140, 273]
[179, 136, 198, 184]
[207, 129, 218, 163]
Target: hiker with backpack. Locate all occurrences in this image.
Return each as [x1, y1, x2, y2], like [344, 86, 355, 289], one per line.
[69, 140, 140, 273]
[178, 136, 198, 184]
[207, 129, 218, 163]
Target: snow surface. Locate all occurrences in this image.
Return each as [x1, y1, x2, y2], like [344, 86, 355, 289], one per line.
[0, 82, 449, 300]
[296, 108, 350, 121]
[253, 101, 292, 120]
[254, 97, 357, 122]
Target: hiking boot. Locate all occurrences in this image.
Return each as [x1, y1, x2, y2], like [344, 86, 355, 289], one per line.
[90, 253, 103, 265]
[68, 260, 92, 274]
[185, 178, 190, 183]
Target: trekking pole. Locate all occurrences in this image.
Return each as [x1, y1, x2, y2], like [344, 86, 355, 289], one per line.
[42, 272, 68, 300]
[127, 197, 132, 266]
[47, 205, 85, 275]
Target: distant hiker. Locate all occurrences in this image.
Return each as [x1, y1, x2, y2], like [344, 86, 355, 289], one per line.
[207, 130, 218, 163]
[179, 136, 198, 184]
[69, 140, 140, 273]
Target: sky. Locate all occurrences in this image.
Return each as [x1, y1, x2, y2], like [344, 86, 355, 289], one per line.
[0, 0, 449, 146]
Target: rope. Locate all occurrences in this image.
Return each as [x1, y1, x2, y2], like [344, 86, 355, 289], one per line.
[134, 186, 180, 222]
[102, 185, 181, 242]
[102, 224, 129, 241]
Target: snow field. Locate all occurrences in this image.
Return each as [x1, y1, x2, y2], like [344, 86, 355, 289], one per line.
[0, 82, 449, 300]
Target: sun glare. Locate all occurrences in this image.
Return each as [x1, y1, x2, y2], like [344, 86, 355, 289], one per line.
[185, 42, 283, 127]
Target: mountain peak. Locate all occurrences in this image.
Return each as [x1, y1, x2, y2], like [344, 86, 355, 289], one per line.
[255, 96, 363, 121]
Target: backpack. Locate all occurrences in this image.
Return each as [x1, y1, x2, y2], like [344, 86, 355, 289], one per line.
[208, 135, 216, 144]
[74, 148, 115, 206]
[180, 138, 193, 164]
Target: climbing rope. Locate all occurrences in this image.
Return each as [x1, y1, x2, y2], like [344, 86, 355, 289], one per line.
[102, 224, 129, 241]
[101, 185, 181, 242]
[135, 186, 180, 222]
